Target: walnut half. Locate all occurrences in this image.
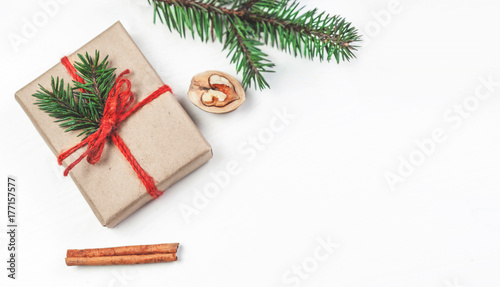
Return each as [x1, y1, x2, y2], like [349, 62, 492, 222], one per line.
[188, 71, 245, 114]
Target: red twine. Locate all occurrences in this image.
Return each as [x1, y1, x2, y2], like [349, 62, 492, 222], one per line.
[57, 56, 172, 199]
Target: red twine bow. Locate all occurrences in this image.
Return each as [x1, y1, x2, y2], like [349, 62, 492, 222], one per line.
[58, 56, 172, 199]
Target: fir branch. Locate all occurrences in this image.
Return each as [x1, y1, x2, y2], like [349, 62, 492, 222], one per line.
[249, 0, 360, 63]
[73, 51, 117, 108]
[225, 17, 274, 89]
[32, 51, 117, 138]
[148, 0, 361, 89]
[237, 0, 260, 11]
[33, 77, 101, 137]
[151, 0, 231, 42]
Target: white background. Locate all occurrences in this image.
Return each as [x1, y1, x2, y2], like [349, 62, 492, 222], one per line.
[1, 0, 500, 286]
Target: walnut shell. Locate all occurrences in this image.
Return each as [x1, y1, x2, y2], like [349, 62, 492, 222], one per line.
[188, 71, 245, 114]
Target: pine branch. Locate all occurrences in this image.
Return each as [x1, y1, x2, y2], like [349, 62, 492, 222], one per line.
[237, 0, 260, 11]
[33, 77, 101, 137]
[249, 0, 360, 63]
[73, 51, 117, 108]
[32, 51, 117, 138]
[225, 17, 274, 89]
[148, 0, 361, 89]
[214, 0, 254, 10]
[151, 0, 231, 42]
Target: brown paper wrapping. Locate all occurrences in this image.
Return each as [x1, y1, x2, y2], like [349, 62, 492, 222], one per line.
[15, 22, 212, 227]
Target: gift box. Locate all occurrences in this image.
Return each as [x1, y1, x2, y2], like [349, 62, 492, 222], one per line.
[15, 22, 212, 227]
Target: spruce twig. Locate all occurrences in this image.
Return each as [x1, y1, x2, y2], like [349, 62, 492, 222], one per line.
[225, 17, 275, 89]
[148, 0, 361, 90]
[32, 51, 116, 138]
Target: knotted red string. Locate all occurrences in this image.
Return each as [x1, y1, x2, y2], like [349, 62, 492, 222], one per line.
[58, 56, 172, 199]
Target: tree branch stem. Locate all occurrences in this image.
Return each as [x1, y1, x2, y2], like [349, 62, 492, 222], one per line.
[155, 0, 352, 47]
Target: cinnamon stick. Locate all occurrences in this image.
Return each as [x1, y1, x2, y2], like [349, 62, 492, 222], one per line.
[67, 243, 178, 258]
[66, 253, 177, 266]
[65, 243, 179, 266]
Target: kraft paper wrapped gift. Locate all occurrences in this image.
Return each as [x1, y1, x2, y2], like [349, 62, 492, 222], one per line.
[15, 22, 212, 227]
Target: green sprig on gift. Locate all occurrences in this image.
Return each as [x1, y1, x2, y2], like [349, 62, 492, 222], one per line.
[32, 51, 116, 138]
[148, 0, 361, 90]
